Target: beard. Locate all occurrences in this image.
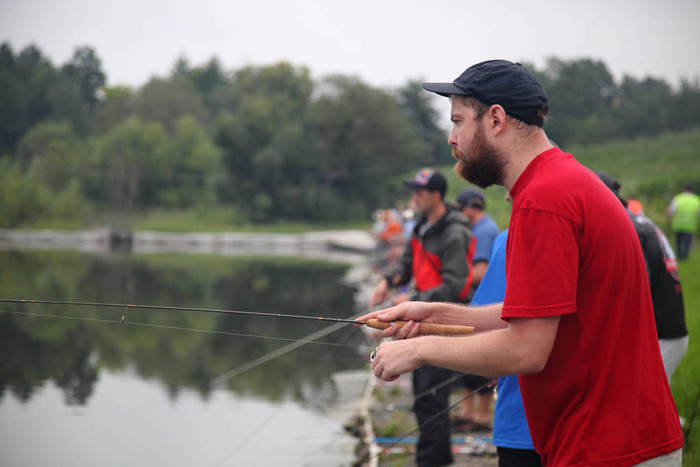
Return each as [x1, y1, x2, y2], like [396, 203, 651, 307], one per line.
[452, 125, 506, 189]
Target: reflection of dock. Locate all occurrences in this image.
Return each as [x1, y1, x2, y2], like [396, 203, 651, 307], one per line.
[0, 228, 114, 253]
[0, 228, 375, 262]
[134, 230, 374, 261]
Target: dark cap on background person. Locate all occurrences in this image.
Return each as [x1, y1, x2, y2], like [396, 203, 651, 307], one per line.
[594, 170, 627, 206]
[403, 168, 447, 198]
[456, 188, 486, 210]
[422, 59, 549, 127]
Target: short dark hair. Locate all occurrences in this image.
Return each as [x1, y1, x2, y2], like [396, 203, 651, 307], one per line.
[460, 95, 548, 131]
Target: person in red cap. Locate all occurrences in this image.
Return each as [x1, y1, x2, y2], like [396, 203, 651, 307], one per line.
[369, 167, 473, 467]
[360, 60, 682, 466]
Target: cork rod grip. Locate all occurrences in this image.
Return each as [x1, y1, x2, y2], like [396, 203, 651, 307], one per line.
[365, 319, 474, 336]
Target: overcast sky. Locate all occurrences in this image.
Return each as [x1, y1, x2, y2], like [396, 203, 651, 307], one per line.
[2, 0, 699, 93]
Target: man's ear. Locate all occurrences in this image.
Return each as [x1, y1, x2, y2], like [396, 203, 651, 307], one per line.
[487, 104, 507, 136]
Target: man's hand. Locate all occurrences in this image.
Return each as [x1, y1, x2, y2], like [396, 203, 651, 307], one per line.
[369, 278, 390, 307]
[390, 292, 410, 306]
[357, 301, 438, 339]
[370, 338, 425, 382]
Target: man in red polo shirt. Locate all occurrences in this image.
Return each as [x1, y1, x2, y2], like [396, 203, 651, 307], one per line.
[360, 60, 682, 466]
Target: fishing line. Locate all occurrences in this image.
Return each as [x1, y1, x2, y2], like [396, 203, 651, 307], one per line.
[208, 301, 394, 386]
[0, 298, 475, 337]
[357, 379, 497, 466]
[282, 377, 496, 467]
[0, 309, 360, 350]
[6, 298, 485, 463]
[413, 371, 464, 403]
[0, 299, 368, 326]
[202, 309, 379, 462]
[209, 409, 281, 467]
[313, 322, 360, 371]
[1, 309, 124, 327]
[211, 320, 356, 386]
[208, 322, 364, 467]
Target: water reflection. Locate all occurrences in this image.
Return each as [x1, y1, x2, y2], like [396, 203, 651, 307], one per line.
[0, 251, 367, 407]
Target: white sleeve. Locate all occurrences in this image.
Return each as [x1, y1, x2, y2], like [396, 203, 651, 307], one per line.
[668, 199, 677, 216]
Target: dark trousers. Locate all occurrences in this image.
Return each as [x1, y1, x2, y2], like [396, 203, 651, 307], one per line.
[497, 446, 543, 467]
[675, 231, 694, 260]
[413, 364, 454, 467]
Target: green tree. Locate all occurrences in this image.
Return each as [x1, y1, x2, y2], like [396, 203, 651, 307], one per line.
[93, 85, 136, 134]
[214, 62, 314, 221]
[307, 75, 425, 219]
[0, 157, 89, 228]
[182, 57, 230, 114]
[0, 58, 26, 155]
[91, 117, 168, 211]
[53, 46, 106, 135]
[670, 78, 700, 132]
[533, 58, 616, 146]
[0, 43, 59, 155]
[134, 78, 207, 133]
[396, 79, 449, 165]
[158, 116, 222, 208]
[612, 76, 673, 138]
[15, 120, 84, 191]
[0, 159, 46, 226]
[61, 46, 106, 115]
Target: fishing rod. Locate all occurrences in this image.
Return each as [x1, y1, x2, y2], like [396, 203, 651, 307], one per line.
[356, 379, 498, 466]
[0, 299, 474, 336]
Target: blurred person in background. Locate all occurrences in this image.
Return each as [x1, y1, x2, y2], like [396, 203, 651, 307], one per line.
[597, 171, 689, 381]
[369, 168, 473, 467]
[452, 187, 500, 432]
[667, 184, 700, 260]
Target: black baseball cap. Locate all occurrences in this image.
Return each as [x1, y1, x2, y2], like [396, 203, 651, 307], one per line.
[403, 168, 447, 197]
[422, 60, 549, 127]
[456, 188, 486, 210]
[594, 170, 627, 205]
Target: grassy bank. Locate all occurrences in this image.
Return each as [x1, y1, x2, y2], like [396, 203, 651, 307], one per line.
[130, 207, 371, 233]
[674, 250, 700, 465]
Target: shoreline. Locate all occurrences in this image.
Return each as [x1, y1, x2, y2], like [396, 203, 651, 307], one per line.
[0, 228, 375, 263]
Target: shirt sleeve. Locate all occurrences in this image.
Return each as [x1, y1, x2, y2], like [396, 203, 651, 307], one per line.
[502, 208, 579, 319]
[667, 198, 677, 216]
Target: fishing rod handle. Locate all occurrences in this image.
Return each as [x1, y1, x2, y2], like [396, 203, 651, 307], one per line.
[365, 319, 474, 336]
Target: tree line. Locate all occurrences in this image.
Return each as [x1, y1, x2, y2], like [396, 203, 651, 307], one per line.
[1, 42, 698, 227]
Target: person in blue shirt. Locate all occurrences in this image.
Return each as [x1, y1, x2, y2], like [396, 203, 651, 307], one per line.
[456, 188, 501, 289]
[453, 188, 501, 431]
[474, 230, 542, 466]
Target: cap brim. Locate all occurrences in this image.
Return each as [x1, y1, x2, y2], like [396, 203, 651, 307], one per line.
[422, 82, 465, 97]
[403, 180, 426, 190]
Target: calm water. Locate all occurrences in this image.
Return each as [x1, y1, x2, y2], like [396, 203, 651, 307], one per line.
[0, 250, 370, 466]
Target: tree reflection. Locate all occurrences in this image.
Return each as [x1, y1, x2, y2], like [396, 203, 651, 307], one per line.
[0, 251, 366, 406]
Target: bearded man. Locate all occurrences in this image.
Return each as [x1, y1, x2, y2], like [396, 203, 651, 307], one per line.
[360, 60, 682, 466]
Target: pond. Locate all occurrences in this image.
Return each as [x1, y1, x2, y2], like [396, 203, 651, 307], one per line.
[0, 250, 372, 466]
